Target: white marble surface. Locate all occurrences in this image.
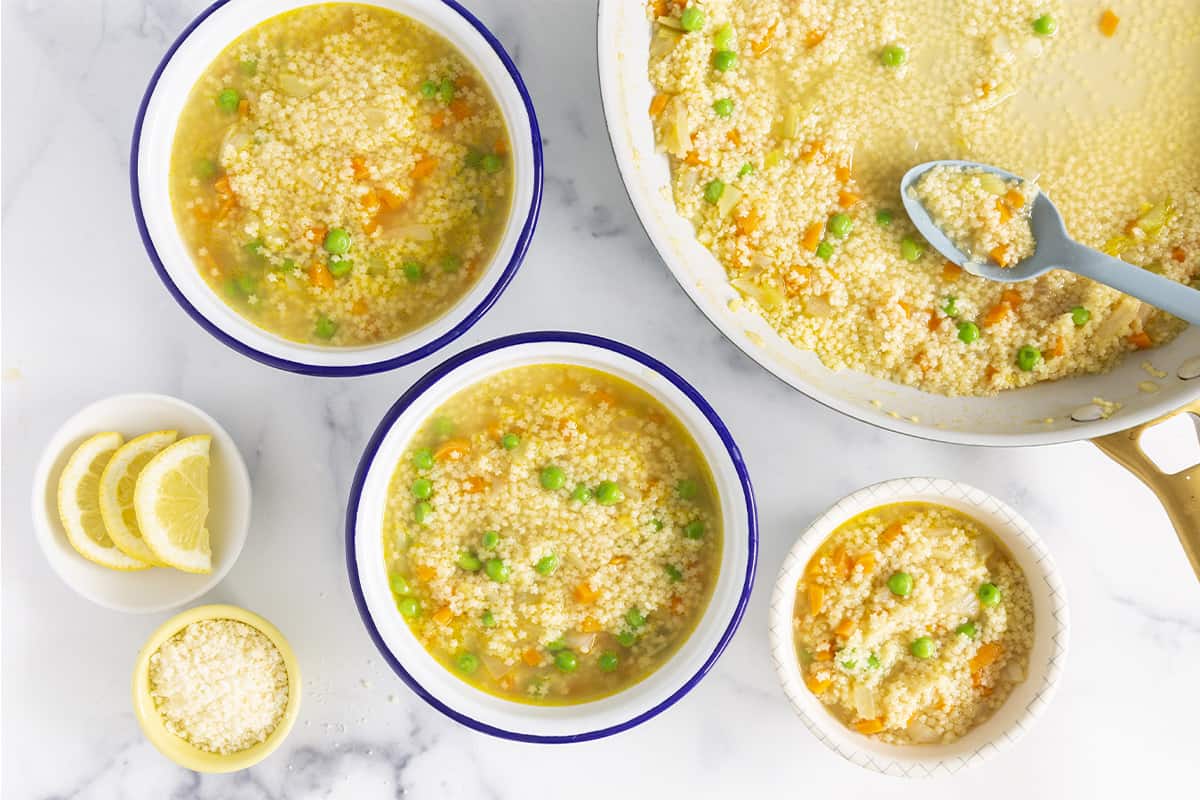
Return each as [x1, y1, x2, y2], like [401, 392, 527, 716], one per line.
[3, 1, 1199, 797]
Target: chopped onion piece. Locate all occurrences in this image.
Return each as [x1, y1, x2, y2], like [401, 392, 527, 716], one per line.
[717, 185, 742, 218]
[731, 277, 784, 310]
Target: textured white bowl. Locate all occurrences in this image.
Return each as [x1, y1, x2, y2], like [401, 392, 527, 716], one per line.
[132, 0, 542, 375]
[347, 332, 757, 742]
[31, 394, 252, 614]
[768, 477, 1068, 777]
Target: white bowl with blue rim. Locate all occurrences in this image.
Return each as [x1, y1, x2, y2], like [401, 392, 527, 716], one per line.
[131, 0, 542, 376]
[346, 332, 758, 742]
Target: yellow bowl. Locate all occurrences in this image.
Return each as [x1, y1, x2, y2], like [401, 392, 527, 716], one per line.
[131, 604, 302, 773]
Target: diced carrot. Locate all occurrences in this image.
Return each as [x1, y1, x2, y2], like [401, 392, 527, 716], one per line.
[593, 389, 616, 406]
[982, 302, 1011, 327]
[928, 313, 943, 331]
[498, 674, 515, 691]
[814, 646, 834, 662]
[1099, 9, 1120, 37]
[378, 188, 405, 210]
[449, 98, 471, 121]
[574, 582, 598, 603]
[581, 616, 601, 632]
[670, 595, 684, 614]
[237, 98, 249, 117]
[652, 0, 667, 18]
[834, 617, 856, 638]
[803, 29, 825, 48]
[684, 149, 702, 166]
[1049, 335, 1065, 358]
[800, 139, 824, 163]
[879, 521, 904, 546]
[364, 214, 380, 235]
[430, 111, 446, 129]
[735, 206, 761, 236]
[454, 73, 472, 89]
[853, 718, 885, 735]
[215, 198, 237, 221]
[726, 128, 742, 146]
[1172, 247, 1187, 262]
[309, 261, 335, 290]
[462, 476, 487, 494]
[805, 674, 832, 694]
[1001, 288, 1023, 308]
[754, 23, 778, 54]
[802, 221, 825, 252]
[1129, 331, 1152, 349]
[522, 649, 542, 667]
[435, 439, 471, 461]
[649, 92, 670, 117]
[494, 137, 507, 156]
[1004, 189, 1025, 208]
[214, 175, 234, 200]
[832, 545, 852, 579]
[897, 300, 914, 318]
[985, 364, 999, 382]
[942, 261, 963, 281]
[969, 642, 1003, 680]
[989, 243, 1011, 266]
[834, 165, 851, 183]
[351, 299, 369, 315]
[415, 565, 436, 582]
[808, 584, 825, 616]
[305, 224, 327, 244]
[996, 199, 1013, 223]
[853, 552, 876, 575]
[609, 555, 630, 565]
[838, 190, 861, 208]
[351, 156, 370, 180]
[979, 80, 994, 98]
[411, 156, 438, 179]
[432, 606, 453, 625]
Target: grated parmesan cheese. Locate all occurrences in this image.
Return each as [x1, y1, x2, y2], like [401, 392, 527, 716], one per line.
[148, 619, 288, 754]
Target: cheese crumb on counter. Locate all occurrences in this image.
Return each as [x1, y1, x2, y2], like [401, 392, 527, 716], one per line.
[148, 619, 289, 755]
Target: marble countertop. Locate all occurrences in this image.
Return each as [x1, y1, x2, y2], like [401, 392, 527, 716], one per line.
[3, 1, 1198, 797]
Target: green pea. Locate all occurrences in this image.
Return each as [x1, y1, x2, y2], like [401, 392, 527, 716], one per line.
[625, 608, 646, 629]
[956, 621, 978, 639]
[887, 571, 913, 596]
[828, 213, 853, 239]
[1016, 345, 1042, 371]
[875, 209, 894, 226]
[713, 50, 738, 71]
[816, 241, 834, 261]
[314, 315, 337, 340]
[235, 273, 257, 295]
[651, 519, 665, 532]
[676, 479, 699, 500]
[713, 98, 734, 117]
[195, 158, 217, 179]
[438, 78, 455, 104]
[665, 564, 683, 582]
[441, 254, 462, 273]
[482, 154, 504, 174]
[910, 636, 933, 659]
[412, 448, 434, 470]
[571, 484, 594, 503]
[942, 296, 958, 317]
[867, 653, 880, 669]
[389, 573, 411, 595]
[411, 478, 433, 499]
[596, 480, 624, 505]
[1071, 306, 1091, 326]
[501, 433, 520, 450]
[546, 638, 566, 652]
[403, 261, 424, 282]
[535, 553, 558, 576]
[714, 23, 736, 49]
[617, 630, 637, 647]
[278, 258, 298, 273]
[420, 79, 438, 98]
[397, 596, 420, 618]
[456, 652, 480, 674]
[900, 237, 924, 262]
[464, 149, 485, 169]
[485, 558, 510, 583]
[704, 179, 726, 204]
[841, 659, 856, 669]
[684, 520, 705, 539]
[540, 465, 566, 490]
[323, 227, 351, 255]
[481, 530, 500, 549]
[598, 652, 619, 672]
[978, 582, 1001, 606]
[243, 238, 264, 257]
[481, 610, 496, 627]
[217, 88, 241, 113]
[679, 6, 705, 31]
[328, 257, 353, 277]
[738, 162, 756, 177]
[554, 650, 578, 673]
[880, 44, 908, 67]
[434, 417, 455, 436]
[957, 320, 981, 343]
[413, 501, 432, 524]
[239, 59, 258, 76]
[1033, 14, 1058, 36]
[457, 550, 482, 572]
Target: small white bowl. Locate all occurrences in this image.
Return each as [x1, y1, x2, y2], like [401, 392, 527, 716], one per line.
[768, 477, 1069, 777]
[32, 393, 252, 614]
[131, 0, 542, 376]
[347, 332, 758, 742]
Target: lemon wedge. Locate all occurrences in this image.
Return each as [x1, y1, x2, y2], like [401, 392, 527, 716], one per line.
[57, 432, 150, 571]
[134, 434, 213, 573]
[99, 430, 178, 565]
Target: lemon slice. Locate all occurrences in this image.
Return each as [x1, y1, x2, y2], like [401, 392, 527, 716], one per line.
[99, 430, 178, 565]
[134, 435, 213, 574]
[57, 432, 150, 571]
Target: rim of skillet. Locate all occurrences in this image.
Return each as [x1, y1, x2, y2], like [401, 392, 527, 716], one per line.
[344, 331, 759, 742]
[129, 0, 543, 376]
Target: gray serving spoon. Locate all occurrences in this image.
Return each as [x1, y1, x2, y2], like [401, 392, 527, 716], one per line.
[901, 159, 1200, 326]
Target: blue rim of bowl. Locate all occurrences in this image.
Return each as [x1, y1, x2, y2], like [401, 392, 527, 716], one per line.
[129, 0, 543, 376]
[344, 331, 759, 743]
